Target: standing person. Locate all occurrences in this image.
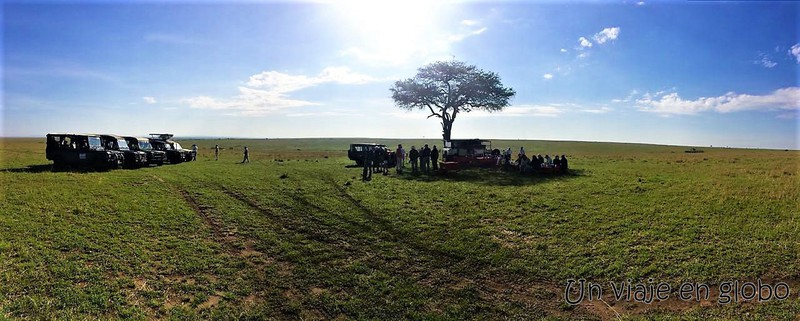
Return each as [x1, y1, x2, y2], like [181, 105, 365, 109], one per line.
[420, 144, 431, 173]
[519, 146, 526, 158]
[409, 146, 419, 173]
[560, 155, 569, 173]
[505, 147, 512, 166]
[431, 145, 439, 171]
[362, 148, 373, 181]
[241, 146, 250, 163]
[191, 144, 198, 161]
[382, 148, 391, 175]
[395, 144, 405, 174]
[373, 147, 384, 173]
[214, 144, 220, 161]
[554, 155, 561, 169]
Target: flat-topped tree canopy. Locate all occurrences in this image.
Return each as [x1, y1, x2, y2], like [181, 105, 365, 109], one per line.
[390, 60, 515, 141]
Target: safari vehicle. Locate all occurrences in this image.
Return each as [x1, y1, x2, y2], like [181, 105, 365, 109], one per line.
[99, 135, 148, 169]
[46, 133, 124, 169]
[348, 143, 396, 167]
[440, 139, 496, 172]
[149, 134, 194, 164]
[123, 136, 166, 166]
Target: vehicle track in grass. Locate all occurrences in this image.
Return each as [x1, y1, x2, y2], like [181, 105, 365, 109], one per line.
[209, 174, 564, 318]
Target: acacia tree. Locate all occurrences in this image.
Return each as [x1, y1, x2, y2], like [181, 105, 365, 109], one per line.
[390, 60, 515, 141]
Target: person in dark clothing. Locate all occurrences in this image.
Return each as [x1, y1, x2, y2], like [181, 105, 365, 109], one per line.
[409, 146, 419, 173]
[362, 149, 373, 181]
[554, 155, 561, 169]
[560, 155, 569, 173]
[537, 154, 544, 167]
[431, 145, 439, 171]
[420, 144, 431, 173]
[531, 153, 541, 172]
[372, 148, 383, 173]
[241, 146, 250, 163]
[383, 149, 392, 175]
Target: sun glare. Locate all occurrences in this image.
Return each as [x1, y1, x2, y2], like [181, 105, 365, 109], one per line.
[334, 1, 449, 64]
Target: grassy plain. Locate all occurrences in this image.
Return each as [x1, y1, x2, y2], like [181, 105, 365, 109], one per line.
[0, 137, 798, 320]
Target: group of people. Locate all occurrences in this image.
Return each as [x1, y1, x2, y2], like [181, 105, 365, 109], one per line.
[361, 143, 441, 181]
[184, 144, 248, 163]
[397, 144, 440, 174]
[498, 147, 569, 174]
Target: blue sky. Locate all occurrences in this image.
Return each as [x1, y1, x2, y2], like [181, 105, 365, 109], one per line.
[3, 1, 798, 149]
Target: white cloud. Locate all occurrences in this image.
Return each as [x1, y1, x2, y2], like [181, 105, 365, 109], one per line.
[577, 52, 590, 59]
[543, 73, 553, 80]
[182, 67, 382, 116]
[636, 1, 645, 6]
[578, 37, 593, 48]
[461, 19, 478, 26]
[789, 44, 800, 63]
[142, 96, 157, 104]
[636, 87, 800, 115]
[560, 48, 567, 53]
[593, 27, 620, 44]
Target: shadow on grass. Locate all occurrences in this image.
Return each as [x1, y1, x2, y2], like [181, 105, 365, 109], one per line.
[393, 168, 587, 186]
[2, 164, 112, 173]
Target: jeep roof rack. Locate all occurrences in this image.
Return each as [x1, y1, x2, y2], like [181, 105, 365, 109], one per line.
[149, 133, 174, 140]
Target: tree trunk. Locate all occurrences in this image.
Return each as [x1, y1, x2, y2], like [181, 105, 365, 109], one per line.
[442, 120, 452, 142]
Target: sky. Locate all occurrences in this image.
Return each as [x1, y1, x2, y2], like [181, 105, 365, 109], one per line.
[2, 1, 798, 149]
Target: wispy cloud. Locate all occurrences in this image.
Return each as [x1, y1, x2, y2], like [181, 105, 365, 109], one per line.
[182, 67, 383, 116]
[142, 96, 157, 104]
[593, 27, 620, 44]
[636, 87, 800, 115]
[5, 64, 117, 83]
[470, 104, 566, 118]
[144, 33, 206, 45]
[560, 48, 567, 53]
[542, 73, 553, 80]
[755, 52, 777, 68]
[636, 1, 645, 6]
[448, 27, 487, 42]
[581, 106, 612, 114]
[789, 43, 800, 63]
[461, 19, 478, 26]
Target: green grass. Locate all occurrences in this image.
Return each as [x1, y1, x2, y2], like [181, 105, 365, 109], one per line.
[1, 138, 798, 320]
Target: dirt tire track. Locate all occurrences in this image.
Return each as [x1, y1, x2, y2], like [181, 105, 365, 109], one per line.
[154, 174, 240, 254]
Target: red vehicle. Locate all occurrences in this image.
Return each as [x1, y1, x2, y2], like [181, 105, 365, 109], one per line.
[440, 139, 497, 172]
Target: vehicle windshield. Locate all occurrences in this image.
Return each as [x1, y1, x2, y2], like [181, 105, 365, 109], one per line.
[116, 139, 130, 150]
[88, 137, 103, 150]
[138, 140, 153, 150]
[173, 142, 183, 150]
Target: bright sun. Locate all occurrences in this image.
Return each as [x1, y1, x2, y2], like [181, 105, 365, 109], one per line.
[333, 1, 449, 64]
